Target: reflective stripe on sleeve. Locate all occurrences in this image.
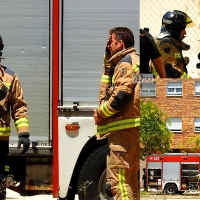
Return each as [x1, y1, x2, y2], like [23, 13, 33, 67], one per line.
[97, 117, 140, 135]
[132, 62, 140, 72]
[101, 75, 112, 83]
[15, 118, 29, 129]
[101, 103, 115, 117]
[0, 127, 11, 136]
[104, 54, 110, 64]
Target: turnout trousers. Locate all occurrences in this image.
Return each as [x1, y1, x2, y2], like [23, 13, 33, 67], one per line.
[106, 127, 140, 200]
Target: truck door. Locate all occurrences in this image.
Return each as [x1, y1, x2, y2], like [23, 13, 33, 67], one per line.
[163, 162, 180, 194]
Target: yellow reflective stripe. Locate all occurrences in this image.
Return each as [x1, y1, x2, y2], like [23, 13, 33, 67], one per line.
[101, 75, 111, 83]
[174, 53, 181, 58]
[181, 72, 190, 78]
[119, 169, 128, 200]
[104, 54, 109, 64]
[0, 127, 11, 136]
[15, 118, 29, 129]
[132, 62, 140, 72]
[4, 82, 11, 90]
[101, 103, 115, 117]
[5, 165, 9, 172]
[97, 118, 140, 135]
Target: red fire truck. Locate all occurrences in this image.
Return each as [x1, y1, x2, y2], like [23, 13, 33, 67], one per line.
[146, 154, 200, 195]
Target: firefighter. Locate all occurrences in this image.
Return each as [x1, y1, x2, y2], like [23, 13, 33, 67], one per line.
[153, 10, 195, 78]
[0, 35, 30, 200]
[140, 28, 166, 78]
[94, 27, 140, 200]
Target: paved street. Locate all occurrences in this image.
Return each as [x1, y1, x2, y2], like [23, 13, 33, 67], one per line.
[6, 189, 57, 200]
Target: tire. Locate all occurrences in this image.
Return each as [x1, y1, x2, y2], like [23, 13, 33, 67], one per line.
[78, 145, 108, 200]
[164, 184, 178, 195]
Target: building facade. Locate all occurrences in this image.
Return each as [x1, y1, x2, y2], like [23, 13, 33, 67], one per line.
[141, 78, 200, 151]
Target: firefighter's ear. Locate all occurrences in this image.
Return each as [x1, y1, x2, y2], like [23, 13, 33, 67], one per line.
[119, 40, 125, 49]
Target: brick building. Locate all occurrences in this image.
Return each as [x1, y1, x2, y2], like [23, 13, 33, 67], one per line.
[141, 78, 200, 151]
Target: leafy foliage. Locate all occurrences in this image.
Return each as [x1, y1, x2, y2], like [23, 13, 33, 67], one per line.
[140, 99, 173, 160]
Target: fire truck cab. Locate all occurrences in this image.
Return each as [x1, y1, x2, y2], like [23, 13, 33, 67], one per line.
[146, 153, 200, 195]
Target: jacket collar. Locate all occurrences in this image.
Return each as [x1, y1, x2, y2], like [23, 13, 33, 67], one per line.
[170, 37, 190, 51]
[109, 47, 137, 65]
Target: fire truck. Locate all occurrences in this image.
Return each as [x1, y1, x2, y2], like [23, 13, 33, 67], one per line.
[146, 154, 200, 195]
[0, 0, 139, 200]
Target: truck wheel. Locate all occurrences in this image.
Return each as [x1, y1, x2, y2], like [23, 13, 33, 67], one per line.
[164, 184, 177, 195]
[78, 145, 108, 200]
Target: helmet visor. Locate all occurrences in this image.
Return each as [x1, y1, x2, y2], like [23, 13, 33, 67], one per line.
[186, 14, 195, 28]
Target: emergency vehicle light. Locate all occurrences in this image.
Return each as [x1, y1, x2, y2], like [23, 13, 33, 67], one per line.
[65, 124, 80, 130]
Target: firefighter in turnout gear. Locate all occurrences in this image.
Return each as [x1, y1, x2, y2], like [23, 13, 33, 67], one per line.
[94, 27, 140, 200]
[153, 10, 195, 78]
[0, 35, 30, 200]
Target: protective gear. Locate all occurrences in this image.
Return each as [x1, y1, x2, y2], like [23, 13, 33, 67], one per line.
[154, 34, 191, 78]
[0, 36, 4, 58]
[158, 10, 195, 40]
[96, 47, 140, 199]
[96, 48, 140, 139]
[17, 133, 30, 154]
[0, 65, 29, 141]
[107, 128, 140, 200]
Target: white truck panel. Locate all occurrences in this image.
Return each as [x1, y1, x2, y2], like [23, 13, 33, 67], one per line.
[62, 0, 139, 107]
[58, 116, 97, 198]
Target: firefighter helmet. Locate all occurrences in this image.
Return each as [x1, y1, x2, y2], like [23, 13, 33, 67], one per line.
[158, 10, 195, 40]
[0, 35, 4, 57]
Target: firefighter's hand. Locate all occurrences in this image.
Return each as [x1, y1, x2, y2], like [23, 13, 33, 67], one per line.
[105, 35, 112, 55]
[17, 133, 30, 154]
[93, 109, 102, 125]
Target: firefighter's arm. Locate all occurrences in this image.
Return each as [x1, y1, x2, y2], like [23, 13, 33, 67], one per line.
[9, 78, 30, 153]
[98, 65, 113, 105]
[99, 36, 112, 105]
[9, 75, 30, 153]
[97, 62, 133, 118]
[151, 57, 166, 78]
[103, 35, 112, 65]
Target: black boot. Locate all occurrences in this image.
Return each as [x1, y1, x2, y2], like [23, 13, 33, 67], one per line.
[0, 175, 6, 200]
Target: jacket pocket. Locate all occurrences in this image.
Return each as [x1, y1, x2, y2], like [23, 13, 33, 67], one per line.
[108, 144, 131, 169]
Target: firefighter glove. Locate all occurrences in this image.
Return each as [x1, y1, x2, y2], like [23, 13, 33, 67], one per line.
[17, 133, 30, 154]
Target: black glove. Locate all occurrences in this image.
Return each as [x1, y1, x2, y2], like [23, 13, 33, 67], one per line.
[17, 133, 30, 154]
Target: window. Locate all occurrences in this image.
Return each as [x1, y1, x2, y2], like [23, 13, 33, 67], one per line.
[167, 118, 182, 132]
[167, 82, 182, 96]
[140, 82, 156, 97]
[195, 82, 200, 96]
[194, 118, 200, 132]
